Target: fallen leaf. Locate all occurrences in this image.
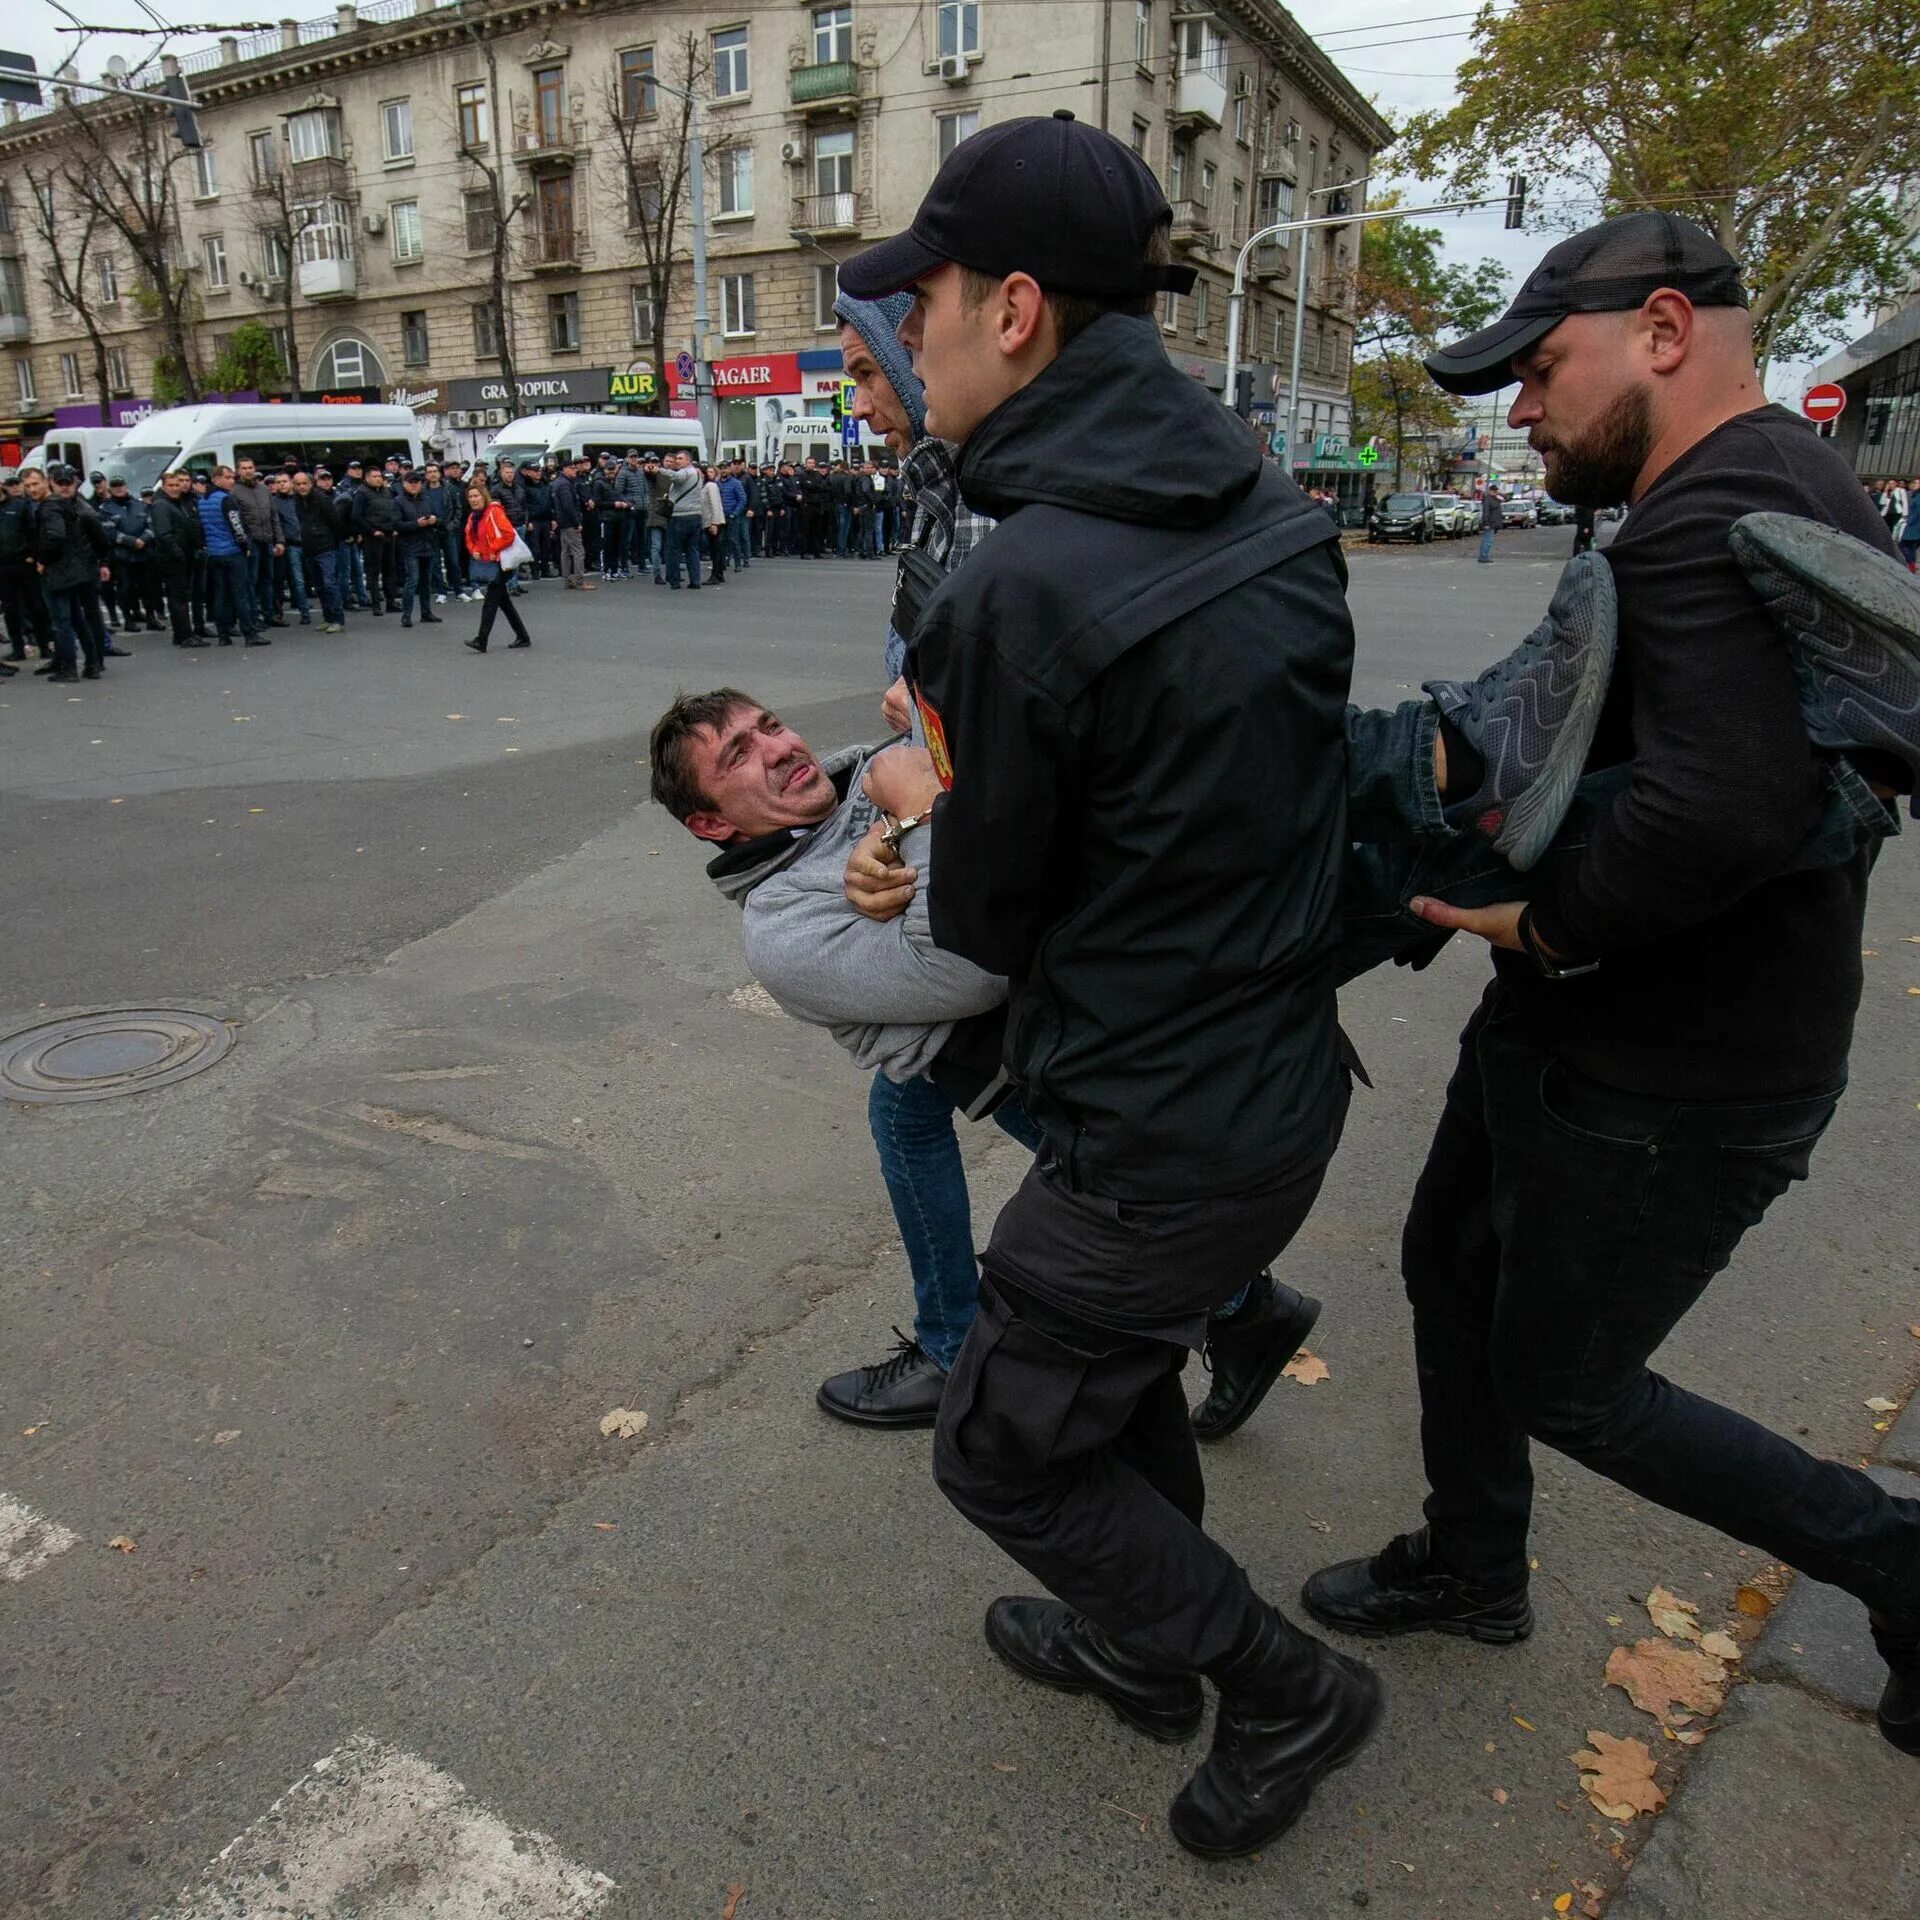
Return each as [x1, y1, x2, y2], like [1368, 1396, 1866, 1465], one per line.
[107, 1536, 137, 1553]
[1698, 1631, 1741, 1663]
[591, 1522, 618, 1532]
[1512, 1715, 1537, 1732]
[1733, 1584, 1773, 1618]
[212, 1429, 241, 1446]
[1865, 1396, 1899, 1414]
[598, 1407, 649, 1439]
[20, 1424, 44, 1436]
[1672, 1728, 1706, 1745]
[990, 1761, 1018, 1773]
[1281, 1350, 1330, 1386]
[1555, 1897, 1573, 1914]
[721, 1887, 744, 1920]
[1645, 1584, 1701, 1641]
[1605, 1614, 1623, 1628]
[1573, 1730, 1666, 1821]
[1306, 1515, 1332, 1533]
[1605, 1638, 1727, 1721]
[1908, 1325, 1920, 1339]
[1489, 1786, 1509, 1805]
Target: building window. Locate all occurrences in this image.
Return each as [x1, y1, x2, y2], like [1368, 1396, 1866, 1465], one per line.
[1131, 116, 1149, 157]
[401, 309, 430, 365]
[267, 324, 292, 371]
[627, 161, 663, 228]
[814, 126, 854, 200]
[261, 231, 290, 282]
[1199, 160, 1216, 209]
[812, 4, 853, 65]
[1194, 280, 1209, 336]
[1232, 81, 1250, 145]
[390, 200, 422, 262]
[532, 65, 566, 146]
[1179, 17, 1227, 79]
[464, 190, 493, 252]
[456, 81, 490, 149]
[1134, 0, 1153, 66]
[0, 191, 12, 234]
[97, 254, 119, 304]
[717, 144, 753, 218]
[711, 26, 749, 99]
[1230, 177, 1244, 245]
[248, 129, 279, 183]
[381, 98, 413, 162]
[15, 359, 34, 406]
[815, 262, 838, 329]
[0, 258, 19, 322]
[314, 336, 383, 387]
[548, 289, 581, 352]
[1257, 175, 1293, 227]
[720, 272, 755, 336]
[1167, 140, 1186, 200]
[60, 352, 81, 398]
[286, 109, 342, 163]
[106, 346, 130, 391]
[201, 233, 228, 288]
[32, 177, 53, 225]
[1160, 290, 1178, 334]
[936, 108, 978, 165]
[937, 0, 980, 58]
[630, 286, 657, 345]
[618, 46, 656, 120]
[472, 301, 500, 358]
[192, 145, 219, 198]
[294, 200, 351, 267]
[535, 174, 574, 259]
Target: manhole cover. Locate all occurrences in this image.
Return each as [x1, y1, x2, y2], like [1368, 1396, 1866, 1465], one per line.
[0, 1010, 235, 1105]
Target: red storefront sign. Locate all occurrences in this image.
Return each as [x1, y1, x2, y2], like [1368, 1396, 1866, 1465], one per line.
[712, 353, 802, 394]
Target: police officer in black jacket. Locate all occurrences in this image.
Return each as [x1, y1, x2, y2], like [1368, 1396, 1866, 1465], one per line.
[149, 468, 208, 646]
[0, 471, 53, 667]
[840, 114, 1371, 1860]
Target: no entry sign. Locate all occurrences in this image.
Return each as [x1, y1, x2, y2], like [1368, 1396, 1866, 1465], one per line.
[1801, 383, 1847, 424]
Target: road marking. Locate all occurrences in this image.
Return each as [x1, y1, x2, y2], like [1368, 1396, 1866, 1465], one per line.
[0, 1492, 82, 1582]
[157, 1735, 616, 1918]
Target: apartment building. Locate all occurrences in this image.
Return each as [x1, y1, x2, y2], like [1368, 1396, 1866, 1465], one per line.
[0, 0, 1389, 464]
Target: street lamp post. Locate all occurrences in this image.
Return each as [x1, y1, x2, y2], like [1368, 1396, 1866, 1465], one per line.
[1222, 191, 1513, 476]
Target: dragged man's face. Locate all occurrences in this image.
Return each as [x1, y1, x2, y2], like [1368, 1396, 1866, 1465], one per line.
[683, 705, 836, 844]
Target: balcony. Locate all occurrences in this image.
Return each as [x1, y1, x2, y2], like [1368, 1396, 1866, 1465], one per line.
[791, 190, 867, 237]
[0, 311, 28, 343]
[1170, 63, 1227, 130]
[0, 229, 19, 258]
[512, 118, 578, 169]
[789, 59, 860, 112]
[1253, 238, 1293, 282]
[1168, 198, 1215, 251]
[296, 221, 356, 300]
[286, 152, 352, 199]
[1258, 145, 1298, 184]
[527, 226, 581, 271]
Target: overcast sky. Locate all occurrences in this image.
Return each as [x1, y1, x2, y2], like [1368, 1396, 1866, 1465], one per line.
[8, 0, 1826, 399]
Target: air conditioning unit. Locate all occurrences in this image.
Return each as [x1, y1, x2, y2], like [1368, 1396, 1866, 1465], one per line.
[444, 409, 469, 428]
[237, 269, 257, 288]
[362, 210, 386, 236]
[484, 406, 509, 426]
[780, 139, 804, 164]
[938, 53, 969, 83]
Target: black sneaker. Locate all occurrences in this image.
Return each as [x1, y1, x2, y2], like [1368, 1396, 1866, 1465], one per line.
[244, 636, 272, 647]
[1193, 1275, 1323, 1443]
[1730, 512, 1920, 815]
[1424, 551, 1617, 870]
[103, 644, 133, 658]
[1303, 1527, 1533, 1644]
[984, 1596, 1203, 1742]
[1872, 1613, 1920, 1757]
[816, 1331, 947, 1429]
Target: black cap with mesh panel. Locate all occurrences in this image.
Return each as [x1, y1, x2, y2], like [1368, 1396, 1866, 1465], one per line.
[1425, 211, 1749, 396]
[839, 110, 1196, 301]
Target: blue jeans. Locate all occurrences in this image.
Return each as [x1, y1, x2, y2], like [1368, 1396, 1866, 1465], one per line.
[345, 541, 367, 605]
[664, 516, 703, 587]
[869, 1074, 1045, 1370]
[310, 548, 343, 624]
[206, 552, 258, 638]
[276, 546, 310, 618]
[648, 524, 666, 578]
[727, 515, 751, 568]
[834, 502, 851, 555]
[1477, 527, 1496, 563]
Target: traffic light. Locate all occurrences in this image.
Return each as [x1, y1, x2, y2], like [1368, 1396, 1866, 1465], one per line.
[830, 386, 844, 431]
[163, 72, 204, 151]
[0, 51, 41, 108]
[1504, 173, 1527, 230]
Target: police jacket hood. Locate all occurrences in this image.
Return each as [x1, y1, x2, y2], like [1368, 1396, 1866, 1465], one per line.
[911, 311, 1354, 1204]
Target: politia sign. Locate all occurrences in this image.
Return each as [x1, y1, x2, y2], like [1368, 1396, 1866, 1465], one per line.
[1801, 383, 1847, 424]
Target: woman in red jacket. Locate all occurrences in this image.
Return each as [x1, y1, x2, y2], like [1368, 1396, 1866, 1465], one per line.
[462, 481, 531, 653]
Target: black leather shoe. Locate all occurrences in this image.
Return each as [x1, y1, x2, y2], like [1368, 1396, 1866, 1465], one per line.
[1872, 1614, 1920, 1756]
[985, 1596, 1203, 1742]
[1302, 1527, 1533, 1644]
[179, 637, 211, 648]
[1171, 1605, 1384, 1858]
[816, 1332, 946, 1428]
[1193, 1275, 1323, 1443]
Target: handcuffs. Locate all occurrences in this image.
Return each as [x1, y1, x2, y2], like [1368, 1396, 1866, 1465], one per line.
[878, 810, 929, 857]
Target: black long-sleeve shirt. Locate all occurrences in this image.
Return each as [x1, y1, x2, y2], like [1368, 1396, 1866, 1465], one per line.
[1511, 405, 1893, 1099]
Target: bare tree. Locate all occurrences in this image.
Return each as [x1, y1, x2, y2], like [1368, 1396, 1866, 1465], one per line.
[457, 15, 530, 406]
[22, 165, 115, 426]
[53, 85, 202, 400]
[242, 162, 313, 392]
[599, 31, 708, 412]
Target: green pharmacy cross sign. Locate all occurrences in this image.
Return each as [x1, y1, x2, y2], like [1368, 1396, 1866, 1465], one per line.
[1356, 445, 1380, 467]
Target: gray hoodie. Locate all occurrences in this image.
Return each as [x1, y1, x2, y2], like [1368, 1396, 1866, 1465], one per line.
[708, 744, 1006, 1082]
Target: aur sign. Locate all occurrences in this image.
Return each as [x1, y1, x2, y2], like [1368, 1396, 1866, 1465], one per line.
[609, 369, 659, 404]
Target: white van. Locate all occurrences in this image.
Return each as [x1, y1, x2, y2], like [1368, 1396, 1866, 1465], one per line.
[478, 412, 708, 471]
[21, 426, 127, 488]
[97, 404, 424, 495]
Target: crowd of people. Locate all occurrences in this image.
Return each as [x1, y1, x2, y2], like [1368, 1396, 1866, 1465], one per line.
[0, 441, 906, 678]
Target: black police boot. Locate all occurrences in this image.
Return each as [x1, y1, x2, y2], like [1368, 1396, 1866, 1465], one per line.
[1170, 1603, 1384, 1859]
[1302, 1526, 1533, 1644]
[1872, 1613, 1920, 1756]
[985, 1597, 1203, 1742]
[1192, 1274, 1322, 1443]
[815, 1331, 946, 1429]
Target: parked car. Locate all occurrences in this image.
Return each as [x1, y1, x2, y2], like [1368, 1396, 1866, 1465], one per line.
[1536, 499, 1576, 525]
[1369, 492, 1441, 543]
[1426, 494, 1471, 537]
[1501, 495, 1539, 529]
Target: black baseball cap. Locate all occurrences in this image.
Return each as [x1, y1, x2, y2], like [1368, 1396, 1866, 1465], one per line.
[402, 470, 423, 483]
[840, 110, 1196, 301]
[1426, 211, 1749, 396]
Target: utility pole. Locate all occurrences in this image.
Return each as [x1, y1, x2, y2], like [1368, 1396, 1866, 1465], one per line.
[651, 73, 715, 456]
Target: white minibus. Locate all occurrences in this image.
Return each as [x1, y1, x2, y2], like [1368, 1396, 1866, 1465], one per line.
[97, 404, 423, 494]
[477, 412, 708, 470]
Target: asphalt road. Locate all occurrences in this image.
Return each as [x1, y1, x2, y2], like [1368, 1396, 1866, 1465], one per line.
[2, 524, 1915, 1919]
